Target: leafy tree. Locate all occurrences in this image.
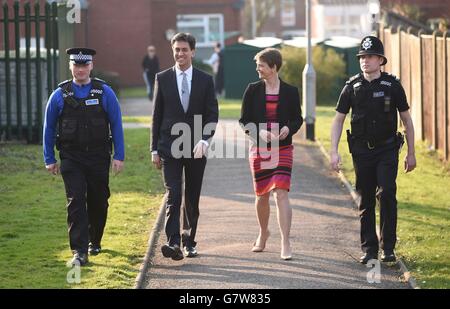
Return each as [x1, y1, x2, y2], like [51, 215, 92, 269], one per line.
[280, 45, 346, 105]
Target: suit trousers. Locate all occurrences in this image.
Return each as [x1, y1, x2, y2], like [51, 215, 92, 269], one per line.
[161, 156, 207, 248]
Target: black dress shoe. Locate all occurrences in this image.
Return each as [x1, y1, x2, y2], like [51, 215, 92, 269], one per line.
[161, 244, 184, 261]
[360, 252, 378, 264]
[69, 252, 89, 266]
[88, 243, 101, 256]
[183, 246, 198, 258]
[381, 250, 396, 262]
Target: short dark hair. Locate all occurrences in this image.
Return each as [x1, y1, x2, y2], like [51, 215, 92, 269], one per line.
[171, 32, 196, 50]
[254, 48, 282, 72]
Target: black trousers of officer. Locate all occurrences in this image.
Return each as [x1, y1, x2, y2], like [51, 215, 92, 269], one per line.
[352, 143, 399, 255]
[60, 151, 110, 254]
[161, 156, 207, 248]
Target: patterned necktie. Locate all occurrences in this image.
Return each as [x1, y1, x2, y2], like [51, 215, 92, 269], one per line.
[181, 72, 190, 113]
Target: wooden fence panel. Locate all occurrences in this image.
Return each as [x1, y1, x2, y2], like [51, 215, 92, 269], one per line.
[421, 35, 434, 146]
[436, 37, 446, 151]
[381, 27, 450, 161]
[400, 31, 411, 108]
[410, 35, 423, 141]
[447, 38, 450, 160]
[390, 31, 401, 77]
[383, 29, 392, 73]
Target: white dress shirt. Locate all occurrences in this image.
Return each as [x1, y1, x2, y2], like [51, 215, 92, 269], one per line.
[151, 65, 208, 155]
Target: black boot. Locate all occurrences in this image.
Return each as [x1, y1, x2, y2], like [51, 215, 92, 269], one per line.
[68, 252, 89, 266]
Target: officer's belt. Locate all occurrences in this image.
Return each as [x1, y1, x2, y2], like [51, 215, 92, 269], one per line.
[58, 143, 111, 153]
[354, 136, 396, 150]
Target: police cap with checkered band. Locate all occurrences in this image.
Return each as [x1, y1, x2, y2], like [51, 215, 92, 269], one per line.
[356, 36, 387, 65]
[66, 47, 96, 64]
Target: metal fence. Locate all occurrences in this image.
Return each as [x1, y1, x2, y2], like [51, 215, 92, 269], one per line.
[380, 25, 450, 161]
[1, 1, 59, 143]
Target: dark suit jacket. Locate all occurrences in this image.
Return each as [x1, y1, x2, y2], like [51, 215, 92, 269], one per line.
[151, 66, 219, 158]
[239, 79, 303, 147]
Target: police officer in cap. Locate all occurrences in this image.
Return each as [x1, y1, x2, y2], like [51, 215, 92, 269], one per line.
[330, 36, 416, 264]
[43, 47, 125, 266]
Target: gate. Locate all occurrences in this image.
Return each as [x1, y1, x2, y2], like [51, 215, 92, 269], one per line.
[1, 0, 59, 143]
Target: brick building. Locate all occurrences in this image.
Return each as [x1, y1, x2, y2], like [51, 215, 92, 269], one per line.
[73, 0, 244, 87]
[258, 0, 306, 39]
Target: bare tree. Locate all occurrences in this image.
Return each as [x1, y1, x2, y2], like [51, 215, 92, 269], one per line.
[242, 0, 277, 38]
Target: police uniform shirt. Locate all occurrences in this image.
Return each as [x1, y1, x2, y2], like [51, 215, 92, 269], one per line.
[335, 73, 410, 115]
[43, 81, 125, 165]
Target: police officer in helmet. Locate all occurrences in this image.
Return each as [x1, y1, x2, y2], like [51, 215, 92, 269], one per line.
[43, 47, 125, 266]
[330, 36, 416, 264]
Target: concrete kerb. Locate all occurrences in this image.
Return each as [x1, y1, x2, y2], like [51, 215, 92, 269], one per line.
[134, 198, 166, 289]
[315, 138, 419, 289]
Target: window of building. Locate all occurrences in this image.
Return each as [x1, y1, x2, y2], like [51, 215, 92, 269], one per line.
[177, 14, 224, 47]
[281, 0, 296, 27]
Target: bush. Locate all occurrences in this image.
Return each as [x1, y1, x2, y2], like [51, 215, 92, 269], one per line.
[280, 45, 346, 105]
[193, 58, 213, 75]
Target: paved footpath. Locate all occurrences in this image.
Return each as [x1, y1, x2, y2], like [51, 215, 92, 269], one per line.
[142, 119, 408, 289]
[120, 97, 152, 117]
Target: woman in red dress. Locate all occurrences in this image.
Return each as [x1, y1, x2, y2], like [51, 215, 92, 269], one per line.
[239, 48, 303, 260]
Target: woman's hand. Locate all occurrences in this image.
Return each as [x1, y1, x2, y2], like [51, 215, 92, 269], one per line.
[279, 126, 290, 140]
[259, 130, 278, 143]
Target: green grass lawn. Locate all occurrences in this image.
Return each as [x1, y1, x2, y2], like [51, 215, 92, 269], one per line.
[315, 105, 450, 289]
[120, 87, 148, 99]
[218, 98, 241, 119]
[122, 116, 152, 124]
[0, 129, 164, 288]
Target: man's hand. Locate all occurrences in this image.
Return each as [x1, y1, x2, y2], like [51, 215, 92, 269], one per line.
[152, 153, 162, 169]
[193, 141, 207, 159]
[330, 151, 342, 172]
[259, 129, 278, 143]
[45, 163, 59, 175]
[112, 160, 124, 175]
[404, 153, 416, 173]
[278, 126, 290, 141]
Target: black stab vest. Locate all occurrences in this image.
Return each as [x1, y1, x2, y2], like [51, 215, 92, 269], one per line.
[56, 79, 111, 153]
[348, 73, 398, 144]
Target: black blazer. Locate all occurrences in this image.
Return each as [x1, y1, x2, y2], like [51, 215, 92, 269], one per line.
[239, 79, 303, 147]
[151, 66, 219, 158]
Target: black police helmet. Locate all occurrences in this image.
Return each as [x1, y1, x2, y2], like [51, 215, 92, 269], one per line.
[356, 36, 387, 65]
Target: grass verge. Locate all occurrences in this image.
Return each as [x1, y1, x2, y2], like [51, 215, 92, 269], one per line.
[122, 116, 152, 124]
[316, 105, 450, 289]
[0, 128, 164, 288]
[120, 87, 147, 99]
[218, 99, 241, 119]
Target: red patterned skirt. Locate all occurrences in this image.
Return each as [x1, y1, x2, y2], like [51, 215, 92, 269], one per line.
[249, 145, 294, 196]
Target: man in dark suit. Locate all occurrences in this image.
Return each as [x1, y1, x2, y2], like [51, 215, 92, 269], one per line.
[151, 33, 219, 261]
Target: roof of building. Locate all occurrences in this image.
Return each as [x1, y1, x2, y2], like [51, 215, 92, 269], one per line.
[242, 37, 283, 48]
[314, 0, 368, 5]
[323, 36, 361, 48]
[283, 37, 324, 48]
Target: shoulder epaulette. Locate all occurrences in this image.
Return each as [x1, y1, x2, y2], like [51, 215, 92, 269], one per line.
[58, 79, 72, 88]
[345, 73, 361, 85]
[92, 77, 109, 86]
[383, 72, 400, 82]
